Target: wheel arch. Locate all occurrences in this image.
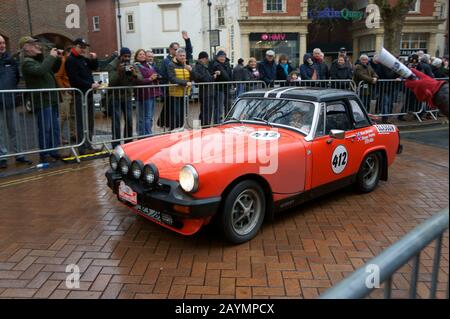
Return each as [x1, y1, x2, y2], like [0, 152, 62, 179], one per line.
[361, 147, 388, 181]
[219, 174, 275, 222]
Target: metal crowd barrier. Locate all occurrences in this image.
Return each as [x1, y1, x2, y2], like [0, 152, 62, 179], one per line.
[0, 87, 85, 162]
[357, 78, 449, 121]
[84, 84, 183, 152]
[2, 78, 445, 162]
[320, 208, 449, 299]
[189, 80, 266, 128]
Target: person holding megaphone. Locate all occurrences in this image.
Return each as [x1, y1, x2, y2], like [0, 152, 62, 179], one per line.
[376, 48, 448, 118]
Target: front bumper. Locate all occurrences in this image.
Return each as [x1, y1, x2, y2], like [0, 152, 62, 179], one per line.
[106, 170, 221, 221]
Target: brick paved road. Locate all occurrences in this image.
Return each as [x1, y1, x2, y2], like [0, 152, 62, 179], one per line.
[0, 139, 448, 299]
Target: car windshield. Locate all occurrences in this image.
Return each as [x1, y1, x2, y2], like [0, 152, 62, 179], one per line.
[226, 98, 316, 135]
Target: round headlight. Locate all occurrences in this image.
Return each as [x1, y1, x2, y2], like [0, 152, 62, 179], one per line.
[119, 156, 131, 176]
[143, 164, 159, 186]
[114, 145, 125, 158]
[109, 153, 120, 171]
[131, 160, 144, 179]
[179, 165, 199, 193]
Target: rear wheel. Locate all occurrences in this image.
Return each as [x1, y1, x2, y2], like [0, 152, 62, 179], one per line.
[355, 152, 382, 193]
[220, 180, 265, 244]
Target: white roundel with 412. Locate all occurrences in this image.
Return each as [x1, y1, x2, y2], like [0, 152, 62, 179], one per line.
[331, 145, 348, 174]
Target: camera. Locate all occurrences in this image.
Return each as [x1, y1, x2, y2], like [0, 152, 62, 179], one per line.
[123, 62, 133, 75]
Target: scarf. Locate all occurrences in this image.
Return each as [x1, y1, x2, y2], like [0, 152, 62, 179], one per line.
[281, 63, 289, 76]
[70, 48, 80, 57]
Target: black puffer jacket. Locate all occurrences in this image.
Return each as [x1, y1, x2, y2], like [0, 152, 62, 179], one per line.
[211, 59, 233, 91]
[330, 63, 353, 80]
[0, 52, 20, 107]
[65, 51, 98, 93]
[276, 63, 295, 81]
[433, 82, 449, 117]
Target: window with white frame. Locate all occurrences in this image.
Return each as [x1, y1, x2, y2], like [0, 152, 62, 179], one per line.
[217, 7, 225, 28]
[408, 0, 420, 13]
[126, 13, 135, 32]
[265, 0, 285, 12]
[401, 33, 427, 50]
[92, 16, 100, 31]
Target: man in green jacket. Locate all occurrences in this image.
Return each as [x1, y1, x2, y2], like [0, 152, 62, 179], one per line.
[106, 47, 137, 148]
[353, 54, 378, 111]
[20, 36, 62, 163]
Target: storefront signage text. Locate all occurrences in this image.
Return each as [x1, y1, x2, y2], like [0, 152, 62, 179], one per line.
[308, 8, 364, 21]
[249, 33, 298, 42]
[261, 34, 286, 41]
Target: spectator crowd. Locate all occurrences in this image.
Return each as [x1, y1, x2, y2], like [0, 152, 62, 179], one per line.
[1, 32, 449, 168]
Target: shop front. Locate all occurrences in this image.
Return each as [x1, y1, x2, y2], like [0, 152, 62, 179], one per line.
[249, 33, 300, 67]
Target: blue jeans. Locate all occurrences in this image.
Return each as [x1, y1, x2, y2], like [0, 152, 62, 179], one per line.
[0, 106, 26, 161]
[36, 106, 61, 157]
[110, 99, 133, 149]
[380, 94, 393, 115]
[236, 84, 245, 98]
[136, 98, 155, 136]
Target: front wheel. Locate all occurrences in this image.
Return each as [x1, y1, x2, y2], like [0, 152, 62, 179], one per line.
[355, 152, 382, 193]
[220, 180, 266, 244]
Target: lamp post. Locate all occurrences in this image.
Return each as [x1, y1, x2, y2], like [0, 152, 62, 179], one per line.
[116, 0, 123, 48]
[26, 0, 33, 35]
[207, 0, 212, 57]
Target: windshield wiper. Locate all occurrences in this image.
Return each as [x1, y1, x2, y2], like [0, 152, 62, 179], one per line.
[224, 117, 242, 124]
[252, 117, 273, 127]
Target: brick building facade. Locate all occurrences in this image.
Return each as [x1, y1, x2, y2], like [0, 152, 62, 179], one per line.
[0, 0, 88, 53]
[86, 0, 118, 59]
[352, 0, 448, 60]
[238, 0, 448, 67]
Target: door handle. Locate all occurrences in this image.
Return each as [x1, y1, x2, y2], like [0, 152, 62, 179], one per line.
[346, 134, 356, 142]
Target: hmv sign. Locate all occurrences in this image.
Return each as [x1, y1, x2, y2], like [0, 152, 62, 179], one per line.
[261, 34, 286, 41]
[250, 33, 299, 42]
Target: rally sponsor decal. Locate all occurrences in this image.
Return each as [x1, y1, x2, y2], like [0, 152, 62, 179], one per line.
[224, 126, 255, 135]
[331, 145, 348, 174]
[249, 131, 280, 141]
[374, 124, 396, 134]
[356, 128, 376, 144]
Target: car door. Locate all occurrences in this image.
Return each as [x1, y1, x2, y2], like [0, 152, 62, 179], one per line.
[310, 99, 369, 189]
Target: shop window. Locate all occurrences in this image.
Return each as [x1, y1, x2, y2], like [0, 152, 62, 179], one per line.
[249, 33, 300, 67]
[400, 33, 427, 57]
[265, 0, 285, 13]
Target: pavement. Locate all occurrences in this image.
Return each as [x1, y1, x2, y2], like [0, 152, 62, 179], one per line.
[0, 127, 448, 299]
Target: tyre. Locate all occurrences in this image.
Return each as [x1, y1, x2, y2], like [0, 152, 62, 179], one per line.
[220, 180, 266, 244]
[355, 152, 382, 193]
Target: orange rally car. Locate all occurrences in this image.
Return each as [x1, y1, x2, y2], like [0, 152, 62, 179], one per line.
[106, 87, 403, 244]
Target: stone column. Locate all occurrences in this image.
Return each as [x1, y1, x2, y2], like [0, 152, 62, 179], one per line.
[375, 33, 384, 54]
[300, 33, 307, 62]
[428, 33, 437, 57]
[241, 32, 250, 61]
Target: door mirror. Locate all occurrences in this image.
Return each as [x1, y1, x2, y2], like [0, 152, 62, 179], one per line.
[330, 129, 345, 140]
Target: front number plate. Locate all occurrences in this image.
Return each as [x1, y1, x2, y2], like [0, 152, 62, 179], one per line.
[118, 181, 137, 206]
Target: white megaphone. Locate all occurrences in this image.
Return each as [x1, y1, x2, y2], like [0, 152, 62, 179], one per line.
[376, 47, 418, 80]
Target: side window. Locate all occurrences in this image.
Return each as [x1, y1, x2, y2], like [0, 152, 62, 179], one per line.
[316, 106, 325, 137]
[349, 99, 370, 128]
[325, 102, 352, 134]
